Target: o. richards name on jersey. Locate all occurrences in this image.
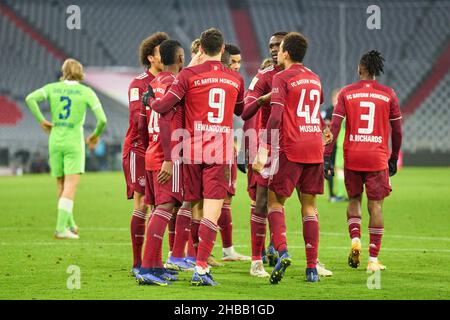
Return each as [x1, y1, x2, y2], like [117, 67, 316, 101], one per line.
[193, 77, 239, 89]
[349, 134, 383, 143]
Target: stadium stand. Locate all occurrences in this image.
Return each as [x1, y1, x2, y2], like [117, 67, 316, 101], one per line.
[1, 0, 449, 167]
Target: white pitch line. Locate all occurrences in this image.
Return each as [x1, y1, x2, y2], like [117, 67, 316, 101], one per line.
[1, 227, 449, 242]
[0, 242, 449, 253]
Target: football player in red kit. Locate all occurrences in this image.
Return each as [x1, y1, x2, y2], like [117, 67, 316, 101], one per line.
[123, 32, 169, 276]
[324, 50, 402, 272]
[142, 28, 245, 286]
[136, 39, 186, 285]
[254, 32, 333, 283]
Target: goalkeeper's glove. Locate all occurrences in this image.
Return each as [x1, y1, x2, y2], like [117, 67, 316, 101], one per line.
[324, 156, 334, 180]
[142, 85, 155, 107]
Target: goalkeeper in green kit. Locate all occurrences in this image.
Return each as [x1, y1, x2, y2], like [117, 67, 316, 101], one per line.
[25, 59, 107, 239]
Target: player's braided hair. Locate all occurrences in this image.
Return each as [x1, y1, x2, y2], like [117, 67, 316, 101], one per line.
[360, 50, 385, 77]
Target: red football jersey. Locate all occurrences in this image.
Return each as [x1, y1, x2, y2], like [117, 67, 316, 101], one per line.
[271, 64, 324, 163]
[246, 64, 282, 134]
[123, 70, 155, 158]
[333, 80, 402, 171]
[168, 61, 244, 164]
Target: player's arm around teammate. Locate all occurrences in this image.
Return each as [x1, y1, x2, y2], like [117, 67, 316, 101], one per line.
[25, 58, 107, 239]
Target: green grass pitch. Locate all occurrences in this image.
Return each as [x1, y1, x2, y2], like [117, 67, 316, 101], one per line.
[0, 168, 449, 300]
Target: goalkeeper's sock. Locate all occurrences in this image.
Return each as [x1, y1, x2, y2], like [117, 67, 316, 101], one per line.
[56, 197, 73, 233]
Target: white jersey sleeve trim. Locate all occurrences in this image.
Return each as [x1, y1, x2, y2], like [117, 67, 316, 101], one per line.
[389, 116, 402, 121]
[332, 113, 345, 119]
[168, 90, 182, 101]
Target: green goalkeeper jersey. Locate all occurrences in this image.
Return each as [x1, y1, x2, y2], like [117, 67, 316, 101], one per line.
[26, 80, 107, 147]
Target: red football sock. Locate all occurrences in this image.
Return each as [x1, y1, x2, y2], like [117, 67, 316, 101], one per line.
[303, 215, 319, 268]
[172, 207, 192, 258]
[130, 209, 147, 268]
[348, 216, 361, 240]
[268, 208, 287, 253]
[251, 208, 267, 261]
[190, 219, 201, 255]
[196, 218, 218, 269]
[168, 212, 177, 252]
[141, 207, 172, 269]
[187, 233, 196, 258]
[369, 227, 384, 258]
[218, 204, 233, 249]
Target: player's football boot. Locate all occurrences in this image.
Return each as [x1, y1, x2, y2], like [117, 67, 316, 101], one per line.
[316, 259, 333, 277]
[269, 252, 292, 284]
[130, 266, 141, 277]
[306, 268, 320, 283]
[222, 247, 251, 261]
[69, 225, 79, 235]
[185, 256, 196, 266]
[367, 260, 386, 272]
[136, 272, 170, 286]
[191, 268, 219, 286]
[152, 268, 179, 281]
[165, 256, 195, 271]
[207, 255, 224, 267]
[54, 229, 79, 240]
[266, 244, 279, 267]
[250, 260, 270, 277]
[261, 248, 268, 264]
[348, 241, 362, 268]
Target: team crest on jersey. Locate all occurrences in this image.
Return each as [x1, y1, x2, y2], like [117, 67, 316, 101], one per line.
[130, 88, 139, 102]
[138, 175, 146, 187]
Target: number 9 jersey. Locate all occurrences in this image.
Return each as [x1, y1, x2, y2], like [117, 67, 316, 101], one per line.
[332, 80, 402, 171]
[168, 61, 245, 164]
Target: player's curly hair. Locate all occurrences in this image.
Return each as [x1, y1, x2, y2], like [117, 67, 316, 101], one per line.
[60, 58, 84, 81]
[139, 32, 169, 68]
[200, 28, 224, 56]
[281, 32, 308, 63]
[360, 50, 385, 76]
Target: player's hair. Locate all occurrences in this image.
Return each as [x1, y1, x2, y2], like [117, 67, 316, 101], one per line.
[221, 50, 231, 67]
[200, 28, 224, 56]
[260, 58, 274, 70]
[225, 43, 241, 55]
[160, 39, 182, 66]
[360, 50, 385, 76]
[139, 32, 169, 68]
[60, 58, 84, 81]
[271, 31, 288, 38]
[281, 32, 308, 63]
[191, 38, 201, 54]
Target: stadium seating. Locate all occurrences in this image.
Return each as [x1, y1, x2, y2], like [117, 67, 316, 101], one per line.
[403, 72, 450, 153]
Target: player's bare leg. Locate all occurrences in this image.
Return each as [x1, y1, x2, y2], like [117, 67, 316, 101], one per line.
[191, 199, 224, 286]
[267, 190, 291, 284]
[347, 195, 363, 268]
[367, 199, 386, 271]
[130, 191, 149, 274]
[298, 191, 320, 282]
[250, 185, 270, 277]
[54, 174, 80, 240]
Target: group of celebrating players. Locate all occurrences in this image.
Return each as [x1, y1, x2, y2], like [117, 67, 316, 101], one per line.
[25, 25, 402, 287]
[121, 27, 403, 286]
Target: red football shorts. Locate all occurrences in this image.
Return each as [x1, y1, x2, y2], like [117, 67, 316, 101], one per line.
[183, 163, 232, 202]
[269, 152, 324, 197]
[344, 168, 391, 200]
[247, 165, 257, 202]
[144, 161, 183, 206]
[122, 150, 146, 199]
